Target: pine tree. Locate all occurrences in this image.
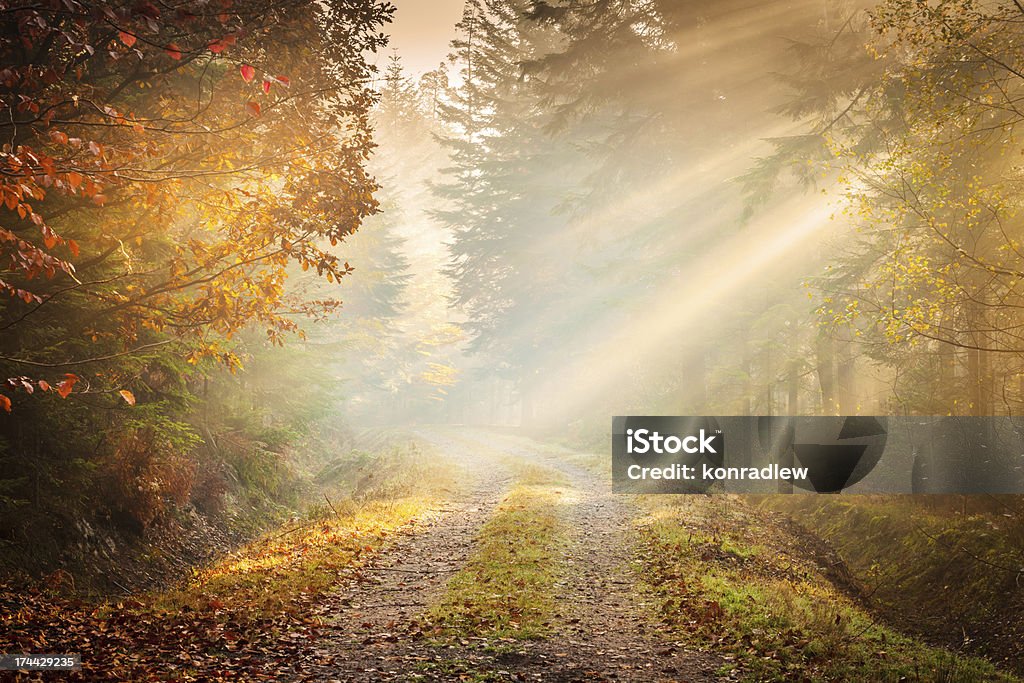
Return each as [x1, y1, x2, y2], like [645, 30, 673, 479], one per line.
[435, 0, 589, 422]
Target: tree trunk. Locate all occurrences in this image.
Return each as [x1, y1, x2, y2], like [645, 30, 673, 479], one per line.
[742, 342, 752, 416]
[965, 298, 993, 416]
[762, 348, 774, 416]
[520, 373, 537, 430]
[836, 328, 856, 413]
[815, 332, 836, 415]
[980, 343, 992, 416]
[787, 363, 799, 416]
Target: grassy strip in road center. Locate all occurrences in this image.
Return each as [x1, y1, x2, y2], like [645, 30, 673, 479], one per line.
[634, 496, 1019, 683]
[429, 463, 569, 640]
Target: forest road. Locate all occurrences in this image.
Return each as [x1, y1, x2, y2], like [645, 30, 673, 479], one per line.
[296, 426, 725, 683]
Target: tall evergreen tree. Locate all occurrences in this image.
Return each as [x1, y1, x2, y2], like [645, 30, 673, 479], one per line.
[435, 0, 592, 421]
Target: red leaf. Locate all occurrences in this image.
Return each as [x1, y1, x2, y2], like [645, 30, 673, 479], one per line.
[118, 389, 136, 406]
[262, 79, 271, 94]
[68, 239, 80, 258]
[67, 171, 83, 189]
[119, 31, 137, 48]
[207, 35, 234, 54]
[135, 1, 161, 18]
[240, 64, 255, 83]
[165, 43, 182, 60]
[38, 380, 50, 392]
[245, 101, 261, 117]
[0, 394, 9, 413]
[276, 75, 290, 87]
[56, 374, 78, 399]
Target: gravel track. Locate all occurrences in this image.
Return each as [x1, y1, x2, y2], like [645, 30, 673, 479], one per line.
[295, 427, 723, 683]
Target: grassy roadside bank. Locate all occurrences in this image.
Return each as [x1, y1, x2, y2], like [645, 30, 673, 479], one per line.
[544, 429, 1019, 680]
[633, 495, 1019, 682]
[0, 439, 459, 681]
[762, 495, 1024, 674]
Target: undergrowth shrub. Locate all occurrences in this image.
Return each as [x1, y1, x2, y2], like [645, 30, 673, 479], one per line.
[103, 427, 199, 531]
[191, 459, 229, 516]
[219, 431, 298, 505]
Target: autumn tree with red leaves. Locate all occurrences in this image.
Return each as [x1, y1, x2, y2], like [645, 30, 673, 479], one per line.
[0, 0, 393, 544]
[0, 0, 392, 409]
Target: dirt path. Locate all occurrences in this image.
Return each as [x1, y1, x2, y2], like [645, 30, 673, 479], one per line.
[295, 427, 724, 682]
[460, 429, 723, 683]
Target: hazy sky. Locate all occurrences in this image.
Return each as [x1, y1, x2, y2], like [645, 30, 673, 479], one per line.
[377, 0, 465, 76]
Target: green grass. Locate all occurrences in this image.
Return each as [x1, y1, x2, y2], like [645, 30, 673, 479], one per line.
[761, 495, 1024, 674]
[410, 658, 507, 682]
[429, 464, 568, 640]
[151, 497, 432, 622]
[147, 439, 461, 623]
[635, 496, 1019, 683]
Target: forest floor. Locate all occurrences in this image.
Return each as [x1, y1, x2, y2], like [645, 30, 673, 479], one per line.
[2, 427, 1018, 682]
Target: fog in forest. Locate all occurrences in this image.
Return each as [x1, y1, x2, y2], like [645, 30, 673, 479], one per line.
[331, 0, 880, 432]
[3, 2, 1024, 678]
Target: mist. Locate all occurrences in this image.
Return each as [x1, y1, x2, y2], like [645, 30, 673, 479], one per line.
[3, 1, 1023, 679]
[327, 0, 882, 432]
